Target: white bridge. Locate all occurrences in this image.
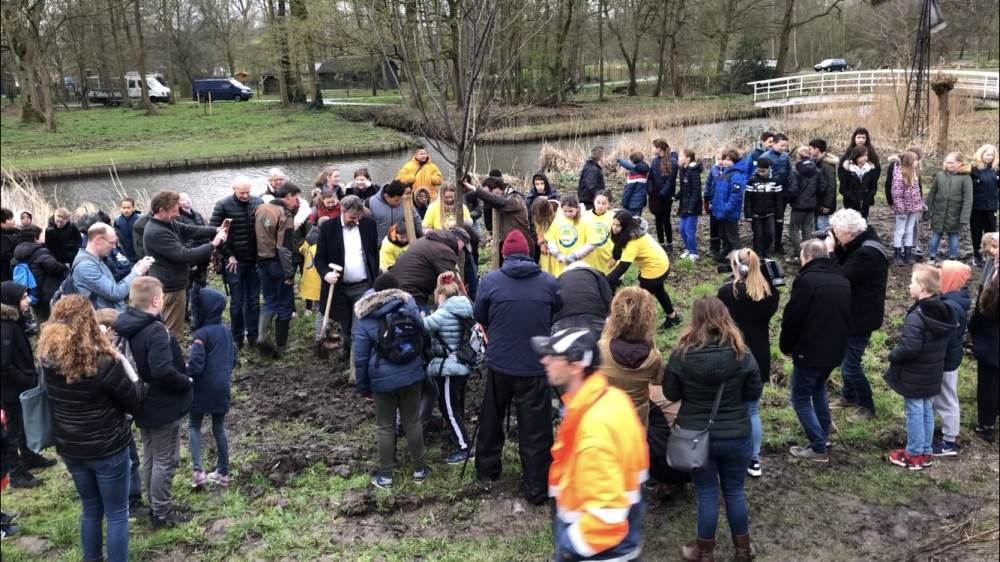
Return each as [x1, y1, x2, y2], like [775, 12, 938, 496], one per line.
[749, 70, 1000, 108]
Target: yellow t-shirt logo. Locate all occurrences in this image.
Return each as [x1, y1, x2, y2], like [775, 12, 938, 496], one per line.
[594, 223, 610, 246]
[558, 224, 579, 248]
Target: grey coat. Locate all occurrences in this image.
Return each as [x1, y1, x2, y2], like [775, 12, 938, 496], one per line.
[423, 295, 475, 377]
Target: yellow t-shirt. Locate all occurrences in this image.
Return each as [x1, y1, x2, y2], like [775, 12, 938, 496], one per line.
[298, 241, 321, 302]
[380, 236, 408, 271]
[423, 199, 472, 231]
[620, 233, 670, 280]
[545, 213, 595, 278]
[587, 210, 615, 274]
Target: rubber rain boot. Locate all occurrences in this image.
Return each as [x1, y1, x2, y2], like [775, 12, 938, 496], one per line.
[256, 312, 276, 357]
[273, 319, 290, 359]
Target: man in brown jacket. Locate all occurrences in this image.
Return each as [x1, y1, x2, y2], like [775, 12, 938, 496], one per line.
[254, 183, 300, 357]
[389, 228, 467, 310]
[463, 176, 534, 269]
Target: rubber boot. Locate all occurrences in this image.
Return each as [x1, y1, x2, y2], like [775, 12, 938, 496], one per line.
[681, 537, 716, 562]
[732, 533, 757, 561]
[273, 319, 290, 358]
[904, 247, 915, 265]
[893, 247, 904, 266]
[256, 312, 276, 357]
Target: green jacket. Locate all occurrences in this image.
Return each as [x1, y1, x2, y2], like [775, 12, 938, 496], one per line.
[926, 166, 973, 233]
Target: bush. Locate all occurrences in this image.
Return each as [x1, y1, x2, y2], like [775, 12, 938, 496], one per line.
[718, 35, 773, 95]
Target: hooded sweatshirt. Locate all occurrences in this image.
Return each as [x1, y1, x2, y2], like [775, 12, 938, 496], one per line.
[187, 288, 237, 414]
[12, 241, 68, 305]
[1, 281, 37, 402]
[599, 338, 663, 426]
[884, 296, 957, 399]
[940, 261, 972, 372]
[786, 158, 827, 211]
[45, 216, 83, 266]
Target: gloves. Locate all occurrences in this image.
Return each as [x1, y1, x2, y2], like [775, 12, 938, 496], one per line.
[704, 201, 711, 214]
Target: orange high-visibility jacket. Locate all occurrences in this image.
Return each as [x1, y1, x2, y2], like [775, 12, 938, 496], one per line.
[397, 158, 443, 201]
[550, 371, 648, 560]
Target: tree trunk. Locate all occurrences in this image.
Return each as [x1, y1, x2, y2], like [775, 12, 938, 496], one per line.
[108, 0, 131, 108]
[772, 0, 794, 79]
[669, 36, 683, 98]
[133, 0, 157, 114]
[715, 22, 730, 75]
[935, 88, 951, 153]
[37, 58, 57, 132]
[160, 0, 175, 103]
[652, 14, 667, 98]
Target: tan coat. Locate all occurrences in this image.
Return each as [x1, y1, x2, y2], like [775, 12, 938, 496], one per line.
[598, 338, 663, 426]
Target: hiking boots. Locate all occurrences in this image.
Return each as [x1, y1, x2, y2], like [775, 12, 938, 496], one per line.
[150, 510, 193, 531]
[790, 446, 830, 463]
[732, 533, 757, 561]
[847, 407, 875, 423]
[22, 453, 57, 470]
[681, 537, 716, 562]
[829, 398, 856, 410]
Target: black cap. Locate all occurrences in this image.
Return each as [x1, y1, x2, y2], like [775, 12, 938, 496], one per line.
[531, 328, 600, 367]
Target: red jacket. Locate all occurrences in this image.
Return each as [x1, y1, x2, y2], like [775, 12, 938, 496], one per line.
[311, 203, 341, 225]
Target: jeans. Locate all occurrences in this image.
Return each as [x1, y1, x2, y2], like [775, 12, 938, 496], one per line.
[61, 448, 131, 562]
[790, 366, 833, 454]
[747, 400, 762, 461]
[188, 412, 229, 475]
[226, 260, 261, 344]
[816, 214, 831, 233]
[689, 436, 753, 539]
[680, 216, 699, 255]
[789, 210, 815, 254]
[894, 213, 919, 247]
[904, 397, 934, 456]
[751, 216, 775, 259]
[929, 232, 960, 258]
[127, 434, 142, 502]
[373, 381, 426, 478]
[258, 260, 295, 321]
[140, 419, 183, 519]
[840, 333, 875, 412]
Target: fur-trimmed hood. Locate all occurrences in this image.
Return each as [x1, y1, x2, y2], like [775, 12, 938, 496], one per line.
[1, 302, 20, 322]
[354, 288, 414, 319]
[629, 216, 650, 240]
[411, 186, 432, 209]
[293, 197, 311, 229]
[819, 152, 839, 167]
[941, 162, 972, 175]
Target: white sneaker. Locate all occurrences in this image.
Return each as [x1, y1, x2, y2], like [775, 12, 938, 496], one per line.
[689, 254, 699, 262]
[680, 250, 690, 259]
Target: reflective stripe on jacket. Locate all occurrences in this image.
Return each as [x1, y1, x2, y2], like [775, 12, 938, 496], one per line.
[550, 372, 648, 560]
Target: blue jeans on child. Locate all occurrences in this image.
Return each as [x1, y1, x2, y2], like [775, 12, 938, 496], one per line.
[61, 448, 131, 562]
[746, 400, 762, 461]
[188, 412, 230, 475]
[680, 216, 699, 255]
[790, 366, 833, 454]
[689, 436, 753, 539]
[929, 232, 960, 258]
[905, 397, 934, 457]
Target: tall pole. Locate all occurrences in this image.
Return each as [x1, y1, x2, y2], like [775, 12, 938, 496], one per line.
[903, 0, 932, 138]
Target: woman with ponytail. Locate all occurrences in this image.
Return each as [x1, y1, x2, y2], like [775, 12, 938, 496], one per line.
[607, 210, 682, 329]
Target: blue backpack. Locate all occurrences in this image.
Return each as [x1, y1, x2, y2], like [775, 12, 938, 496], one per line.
[12, 262, 39, 305]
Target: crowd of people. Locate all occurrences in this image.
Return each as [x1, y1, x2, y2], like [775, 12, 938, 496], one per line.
[0, 135, 998, 562]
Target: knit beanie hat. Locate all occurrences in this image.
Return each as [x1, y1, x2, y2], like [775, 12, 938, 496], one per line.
[501, 230, 530, 257]
[373, 272, 399, 292]
[939, 260, 971, 294]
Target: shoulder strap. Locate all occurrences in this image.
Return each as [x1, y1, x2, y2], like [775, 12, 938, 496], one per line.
[707, 383, 726, 425]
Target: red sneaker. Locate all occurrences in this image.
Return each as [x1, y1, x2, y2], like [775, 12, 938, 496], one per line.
[919, 455, 934, 469]
[887, 450, 923, 470]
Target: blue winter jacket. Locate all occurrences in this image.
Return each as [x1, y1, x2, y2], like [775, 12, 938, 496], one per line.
[187, 287, 237, 414]
[618, 159, 651, 212]
[711, 161, 747, 223]
[941, 288, 971, 372]
[741, 143, 767, 178]
[115, 212, 142, 263]
[762, 149, 791, 189]
[71, 250, 140, 312]
[424, 295, 475, 378]
[474, 254, 563, 377]
[353, 288, 426, 396]
[704, 163, 721, 204]
[650, 152, 679, 200]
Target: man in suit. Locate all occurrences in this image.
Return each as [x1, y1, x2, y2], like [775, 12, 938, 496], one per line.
[316, 195, 379, 363]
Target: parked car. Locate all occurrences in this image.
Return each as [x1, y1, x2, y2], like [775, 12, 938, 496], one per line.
[814, 59, 849, 72]
[192, 78, 253, 102]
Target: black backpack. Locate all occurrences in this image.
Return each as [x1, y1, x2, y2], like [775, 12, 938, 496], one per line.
[50, 259, 88, 308]
[374, 307, 425, 367]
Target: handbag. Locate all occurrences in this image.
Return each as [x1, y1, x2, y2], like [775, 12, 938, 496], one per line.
[666, 383, 726, 473]
[19, 368, 56, 454]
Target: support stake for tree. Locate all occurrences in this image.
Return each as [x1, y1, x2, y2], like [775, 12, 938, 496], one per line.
[931, 74, 956, 154]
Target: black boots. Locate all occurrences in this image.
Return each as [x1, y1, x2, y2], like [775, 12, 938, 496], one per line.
[904, 247, 915, 265]
[274, 319, 290, 358]
[893, 247, 904, 266]
[256, 313, 276, 357]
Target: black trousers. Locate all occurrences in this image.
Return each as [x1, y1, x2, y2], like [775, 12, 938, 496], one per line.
[639, 273, 675, 316]
[978, 362, 999, 428]
[2, 400, 32, 473]
[708, 216, 721, 253]
[475, 370, 553, 504]
[436, 376, 471, 452]
[657, 201, 674, 245]
[774, 200, 787, 252]
[719, 220, 741, 257]
[971, 210, 998, 258]
[751, 216, 775, 259]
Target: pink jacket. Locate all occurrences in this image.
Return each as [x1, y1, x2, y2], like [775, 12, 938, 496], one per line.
[891, 165, 922, 215]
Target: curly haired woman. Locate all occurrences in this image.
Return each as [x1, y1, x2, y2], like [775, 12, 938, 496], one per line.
[599, 287, 663, 427]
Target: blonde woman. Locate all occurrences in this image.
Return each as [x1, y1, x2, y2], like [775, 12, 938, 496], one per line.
[599, 287, 663, 427]
[971, 144, 998, 267]
[39, 295, 140, 562]
[925, 152, 974, 265]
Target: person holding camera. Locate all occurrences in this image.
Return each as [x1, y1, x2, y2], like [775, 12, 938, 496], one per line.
[824, 209, 890, 422]
[717, 249, 779, 478]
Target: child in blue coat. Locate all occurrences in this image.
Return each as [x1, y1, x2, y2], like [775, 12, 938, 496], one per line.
[618, 152, 651, 216]
[423, 272, 475, 465]
[187, 287, 237, 488]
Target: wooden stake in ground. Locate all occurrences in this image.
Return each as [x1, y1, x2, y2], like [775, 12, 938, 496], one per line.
[208, 92, 213, 116]
[402, 191, 417, 243]
[932, 74, 957, 154]
[491, 207, 501, 272]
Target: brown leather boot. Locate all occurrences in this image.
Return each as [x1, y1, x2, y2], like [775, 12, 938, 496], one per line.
[732, 533, 757, 561]
[681, 537, 716, 562]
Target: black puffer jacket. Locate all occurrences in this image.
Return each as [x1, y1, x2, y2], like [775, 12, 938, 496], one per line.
[676, 162, 704, 217]
[44, 356, 139, 460]
[45, 217, 83, 266]
[971, 165, 999, 211]
[787, 159, 827, 211]
[143, 218, 217, 292]
[884, 296, 957, 399]
[831, 226, 890, 336]
[577, 158, 606, 207]
[663, 338, 763, 441]
[968, 305, 999, 369]
[12, 242, 68, 305]
[0, 226, 18, 282]
[177, 208, 211, 249]
[113, 307, 192, 428]
[779, 258, 853, 369]
[838, 161, 879, 216]
[1, 282, 37, 403]
[209, 194, 264, 262]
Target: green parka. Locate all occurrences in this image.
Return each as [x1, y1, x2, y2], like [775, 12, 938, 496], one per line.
[925, 164, 973, 233]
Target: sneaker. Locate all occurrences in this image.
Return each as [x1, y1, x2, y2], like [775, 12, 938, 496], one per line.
[664, 244, 674, 256]
[974, 255, 985, 268]
[150, 510, 192, 530]
[920, 455, 934, 468]
[661, 314, 683, 330]
[371, 472, 393, 490]
[413, 466, 431, 484]
[169, 503, 192, 515]
[790, 446, 830, 463]
[9, 472, 43, 488]
[444, 450, 474, 466]
[22, 454, 58, 470]
[192, 470, 207, 488]
[1, 524, 19, 541]
[785, 256, 800, 265]
[129, 502, 151, 520]
[927, 258, 937, 266]
[747, 459, 762, 478]
[931, 441, 958, 457]
[207, 471, 231, 487]
[689, 254, 699, 262]
[829, 398, 856, 410]
[974, 425, 996, 443]
[912, 246, 925, 257]
[887, 449, 922, 470]
[680, 250, 690, 259]
[847, 407, 875, 423]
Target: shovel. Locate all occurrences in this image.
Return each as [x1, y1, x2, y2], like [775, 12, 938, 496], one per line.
[318, 264, 344, 359]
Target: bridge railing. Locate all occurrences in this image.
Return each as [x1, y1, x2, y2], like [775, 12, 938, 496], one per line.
[748, 70, 999, 104]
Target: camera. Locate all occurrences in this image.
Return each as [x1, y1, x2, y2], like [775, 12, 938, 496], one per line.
[717, 258, 785, 288]
[812, 230, 830, 240]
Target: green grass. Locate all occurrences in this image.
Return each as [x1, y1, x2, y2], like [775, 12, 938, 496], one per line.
[0, 102, 407, 171]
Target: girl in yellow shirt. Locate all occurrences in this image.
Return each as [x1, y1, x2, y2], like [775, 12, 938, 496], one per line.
[587, 191, 615, 274]
[423, 183, 472, 232]
[607, 210, 682, 329]
[544, 193, 596, 278]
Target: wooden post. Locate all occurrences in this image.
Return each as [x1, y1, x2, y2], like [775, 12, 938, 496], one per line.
[439, 188, 448, 231]
[491, 207, 501, 272]
[456, 246, 465, 283]
[402, 189, 417, 242]
[208, 92, 213, 116]
[931, 75, 956, 154]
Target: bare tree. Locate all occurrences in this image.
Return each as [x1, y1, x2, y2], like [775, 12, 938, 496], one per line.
[771, 0, 846, 78]
[602, 0, 655, 96]
[132, 0, 158, 113]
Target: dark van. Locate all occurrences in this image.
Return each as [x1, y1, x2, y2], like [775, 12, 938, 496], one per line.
[192, 78, 253, 102]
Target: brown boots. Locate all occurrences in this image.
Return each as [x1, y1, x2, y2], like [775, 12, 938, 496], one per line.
[681, 538, 716, 562]
[681, 534, 756, 562]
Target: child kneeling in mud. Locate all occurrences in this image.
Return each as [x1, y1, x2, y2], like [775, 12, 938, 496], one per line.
[423, 272, 475, 465]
